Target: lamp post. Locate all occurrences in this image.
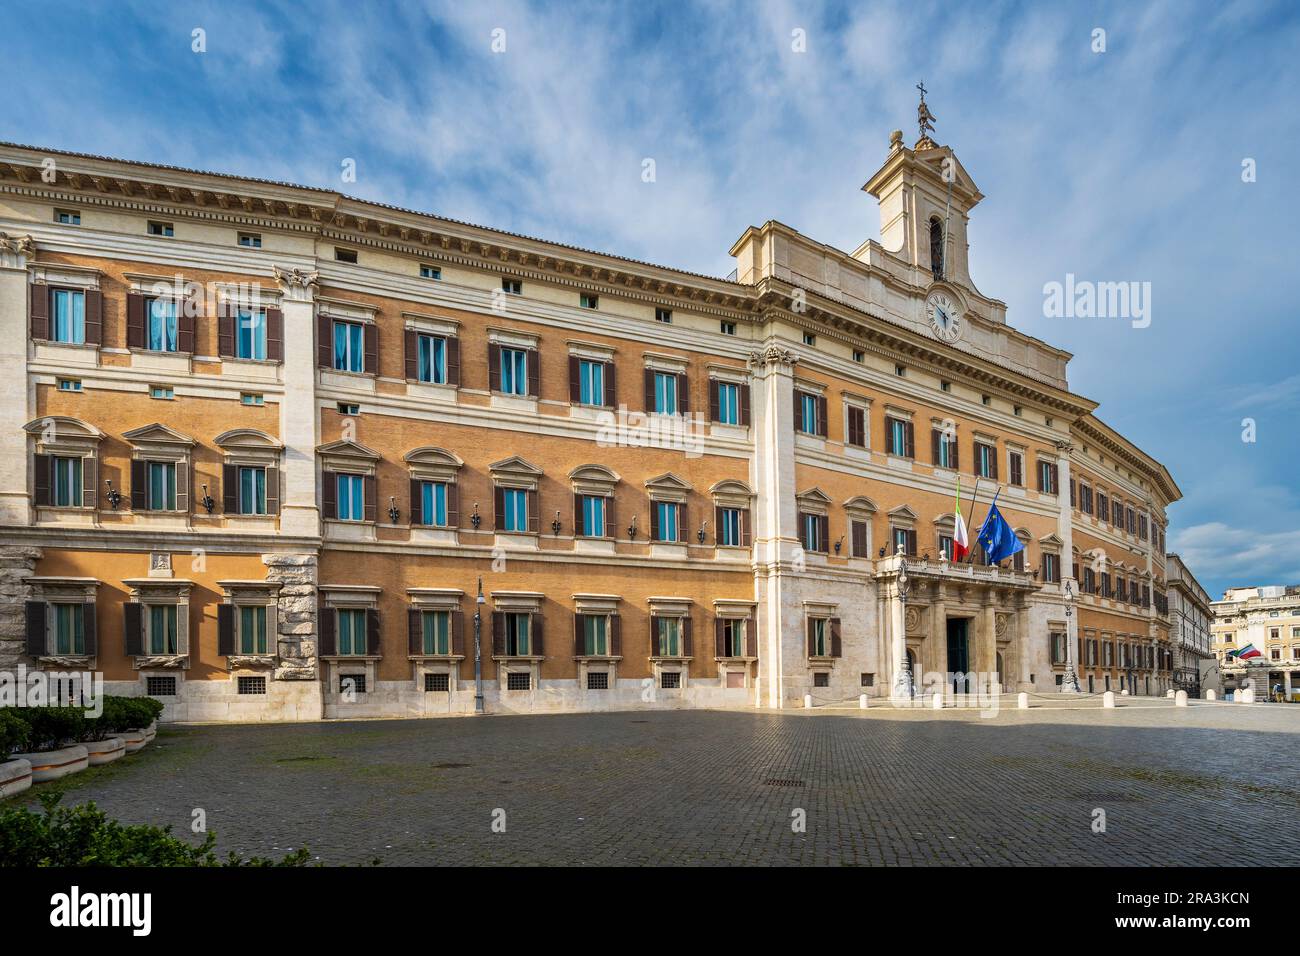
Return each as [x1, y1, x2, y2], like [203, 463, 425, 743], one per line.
[891, 547, 914, 699]
[1062, 579, 1081, 693]
[474, 577, 485, 714]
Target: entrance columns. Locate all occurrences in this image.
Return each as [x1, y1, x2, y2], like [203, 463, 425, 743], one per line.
[929, 585, 946, 684]
[272, 266, 322, 539]
[980, 593, 998, 694]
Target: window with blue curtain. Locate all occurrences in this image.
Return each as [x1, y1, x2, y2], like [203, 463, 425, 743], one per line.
[581, 495, 605, 536]
[422, 610, 450, 655]
[146, 461, 176, 510]
[719, 507, 741, 546]
[237, 309, 266, 360]
[937, 434, 954, 468]
[337, 474, 365, 521]
[146, 297, 178, 351]
[502, 488, 528, 531]
[421, 481, 447, 525]
[717, 383, 739, 424]
[418, 334, 446, 383]
[578, 359, 603, 405]
[654, 372, 677, 414]
[977, 444, 994, 477]
[54, 603, 85, 655]
[148, 604, 177, 654]
[801, 513, 822, 552]
[500, 347, 527, 395]
[336, 608, 368, 655]
[655, 500, 678, 541]
[333, 321, 365, 372]
[504, 612, 530, 655]
[239, 605, 267, 654]
[891, 419, 907, 455]
[238, 466, 267, 515]
[52, 289, 86, 344]
[53, 456, 82, 507]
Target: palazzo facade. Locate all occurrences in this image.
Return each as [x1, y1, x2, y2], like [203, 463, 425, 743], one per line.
[0, 120, 1181, 720]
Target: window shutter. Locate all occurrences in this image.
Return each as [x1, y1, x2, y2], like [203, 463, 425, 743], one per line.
[126, 293, 146, 349]
[1010, 454, 1022, 487]
[217, 604, 234, 656]
[676, 372, 689, 414]
[83, 290, 102, 345]
[531, 611, 544, 656]
[818, 514, 829, 552]
[489, 344, 501, 392]
[218, 307, 234, 357]
[452, 610, 465, 656]
[130, 459, 147, 510]
[527, 489, 539, 534]
[366, 608, 381, 656]
[602, 360, 615, 407]
[714, 618, 725, 657]
[951, 438, 959, 471]
[573, 612, 585, 655]
[681, 614, 692, 657]
[265, 308, 283, 362]
[266, 466, 280, 515]
[318, 602, 335, 656]
[405, 329, 419, 380]
[123, 603, 143, 657]
[25, 601, 46, 656]
[408, 608, 422, 655]
[569, 355, 581, 403]
[1050, 463, 1059, 494]
[493, 486, 505, 531]
[82, 456, 97, 509]
[222, 463, 238, 513]
[317, 313, 332, 368]
[82, 602, 97, 657]
[816, 395, 828, 436]
[649, 501, 660, 541]
[321, 471, 337, 520]
[175, 461, 189, 514]
[741, 508, 752, 548]
[610, 613, 621, 656]
[714, 505, 724, 544]
[445, 336, 460, 386]
[793, 391, 803, 432]
[677, 503, 687, 543]
[709, 379, 720, 422]
[830, 618, 842, 658]
[604, 493, 615, 539]
[364, 324, 378, 375]
[905, 422, 915, 458]
[573, 492, 583, 534]
[852, 519, 867, 557]
[363, 475, 377, 523]
[1070, 479, 1076, 507]
[33, 453, 50, 506]
[644, 368, 656, 411]
[931, 429, 940, 464]
[526, 348, 540, 397]
[409, 478, 423, 526]
[177, 304, 195, 354]
[807, 618, 816, 658]
[29, 284, 49, 340]
[906, 529, 918, 556]
[445, 481, 459, 528]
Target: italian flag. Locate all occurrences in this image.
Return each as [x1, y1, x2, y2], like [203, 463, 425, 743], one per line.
[953, 479, 970, 561]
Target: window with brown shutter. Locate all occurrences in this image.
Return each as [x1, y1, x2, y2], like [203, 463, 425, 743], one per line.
[218, 604, 234, 657]
[526, 348, 540, 397]
[316, 312, 332, 368]
[363, 323, 378, 375]
[847, 406, 866, 447]
[851, 519, 868, 557]
[675, 370, 689, 413]
[1009, 451, 1023, 487]
[29, 284, 50, 340]
[25, 601, 46, 656]
[83, 290, 102, 345]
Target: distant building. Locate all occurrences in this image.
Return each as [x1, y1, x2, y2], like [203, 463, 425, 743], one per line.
[1165, 554, 1212, 694]
[1211, 585, 1300, 701]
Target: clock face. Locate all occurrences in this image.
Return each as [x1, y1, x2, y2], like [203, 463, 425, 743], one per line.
[926, 291, 963, 342]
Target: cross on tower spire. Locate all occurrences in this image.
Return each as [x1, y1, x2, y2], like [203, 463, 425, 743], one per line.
[915, 81, 938, 150]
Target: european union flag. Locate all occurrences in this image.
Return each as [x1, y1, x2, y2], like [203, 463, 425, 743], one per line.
[976, 501, 1024, 565]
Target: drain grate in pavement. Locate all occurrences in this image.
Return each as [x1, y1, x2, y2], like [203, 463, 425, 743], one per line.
[763, 778, 806, 788]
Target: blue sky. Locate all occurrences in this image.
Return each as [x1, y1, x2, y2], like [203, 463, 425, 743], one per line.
[4, 0, 1298, 598]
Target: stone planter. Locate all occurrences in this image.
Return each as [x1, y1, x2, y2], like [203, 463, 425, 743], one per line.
[143, 721, 157, 744]
[11, 745, 88, 782]
[83, 736, 126, 766]
[119, 729, 148, 753]
[0, 758, 33, 798]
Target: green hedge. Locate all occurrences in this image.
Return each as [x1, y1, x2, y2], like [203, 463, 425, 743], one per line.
[2, 695, 167, 750]
[0, 793, 311, 867]
[0, 711, 29, 758]
[16, 707, 85, 752]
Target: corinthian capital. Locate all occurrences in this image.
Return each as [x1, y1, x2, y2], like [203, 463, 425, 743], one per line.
[748, 346, 798, 372]
[0, 231, 36, 266]
[271, 265, 320, 302]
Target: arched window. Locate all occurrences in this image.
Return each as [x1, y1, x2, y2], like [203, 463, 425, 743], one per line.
[929, 217, 944, 279]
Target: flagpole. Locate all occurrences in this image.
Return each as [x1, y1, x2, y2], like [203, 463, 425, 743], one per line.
[968, 485, 1001, 564]
[961, 476, 982, 561]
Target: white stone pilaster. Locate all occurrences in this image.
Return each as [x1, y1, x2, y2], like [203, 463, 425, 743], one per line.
[1056, 439, 1080, 691]
[272, 266, 321, 539]
[0, 234, 35, 527]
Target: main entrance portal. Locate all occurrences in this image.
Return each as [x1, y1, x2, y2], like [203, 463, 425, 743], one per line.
[946, 617, 971, 694]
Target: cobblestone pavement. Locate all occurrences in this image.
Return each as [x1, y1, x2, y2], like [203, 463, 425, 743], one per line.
[22, 702, 1300, 865]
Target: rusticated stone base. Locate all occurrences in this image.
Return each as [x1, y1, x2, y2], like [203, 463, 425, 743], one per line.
[0, 545, 41, 670]
[264, 552, 318, 680]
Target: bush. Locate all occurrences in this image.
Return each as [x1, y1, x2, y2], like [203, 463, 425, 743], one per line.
[18, 707, 85, 752]
[125, 696, 164, 729]
[0, 710, 30, 758]
[80, 696, 165, 741]
[0, 792, 312, 867]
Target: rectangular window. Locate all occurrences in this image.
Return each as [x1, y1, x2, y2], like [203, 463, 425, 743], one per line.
[238, 605, 268, 655]
[721, 619, 745, 657]
[800, 512, 824, 553]
[53, 603, 86, 655]
[655, 308, 672, 323]
[1042, 552, 1060, 583]
[337, 402, 360, 416]
[846, 406, 866, 447]
[236, 308, 267, 360]
[653, 372, 678, 415]
[577, 359, 604, 406]
[716, 382, 739, 425]
[422, 610, 451, 656]
[810, 618, 827, 657]
[504, 613, 531, 656]
[887, 417, 912, 457]
[798, 393, 818, 435]
[501, 488, 528, 532]
[148, 604, 177, 655]
[55, 209, 81, 225]
[240, 393, 263, 406]
[237, 676, 266, 695]
[336, 474, 365, 521]
[332, 320, 365, 373]
[147, 221, 174, 237]
[420, 264, 441, 280]
[335, 248, 358, 263]
[802, 332, 816, 346]
[720, 321, 736, 335]
[660, 671, 681, 689]
[583, 615, 608, 656]
[939, 534, 954, 560]
[1050, 631, 1067, 664]
[506, 671, 531, 691]
[146, 676, 177, 697]
[57, 378, 82, 392]
[656, 617, 681, 657]
[149, 385, 174, 400]
[975, 442, 996, 478]
[146, 461, 177, 511]
[238, 466, 267, 515]
[339, 673, 366, 693]
[425, 672, 450, 692]
[654, 500, 679, 542]
[1038, 460, 1058, 494]
[237, 232, 262, 248]
[419, 481, 448, 526]
[718, 507, 741, 547]
[580, 494, 605, 537]
[51, 288, 86, 344]
[499, 347, 528, 395]
[934, 431, 956, 469]
[336, 608, 368, 656]
[586, 671, 609, 690]
[579, 293, 599, 309]
[1009, 450, 1024, 486]
[417, 334, 447, 384]
[52, 456, 83, 507]
[502, 278, 522, 295]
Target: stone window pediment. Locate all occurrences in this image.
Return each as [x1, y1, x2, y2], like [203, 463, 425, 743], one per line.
[30, 262, 103, 291]
[402, 311, 460, 337]
[319, 439, 381, 475]
[796, 487, 831, 515]
[888, 504, 918, 528]
[492, 590, 544, 613]
[317, 296, 377, 322]
[712, 599, 755, 620]
[405, 447, 464, 483]
[215, 429, 282, 466]
[569, 463, 619, 492]
[573, 593, 621, 614]
[843, 495, 877, 519]
[1039, 532, 1063, 549]
[645, 472, 692, 502]
[647, 596, 691, 617]
[24, 417, 103, 456]
[710, 479, 753, 508]
[490, 456, 543, 490]
[124, 423, 195, 461]
[407, 588, 464, 610]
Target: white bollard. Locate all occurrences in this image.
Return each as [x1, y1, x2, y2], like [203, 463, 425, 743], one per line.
[804, 694, 813, 709]
[1239, 687, 1255, 704]
[931, 692, 943, 709]
[1017, 692, 1029, 710]
[1120, 687, 1130, 696]
[1103, 691, 1116, 708]
[1205, 689, 1216, 701]
[859, 694, 868, 710]
[1166, 689, 1176, 698]
[1175, 690, 1188, 707]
